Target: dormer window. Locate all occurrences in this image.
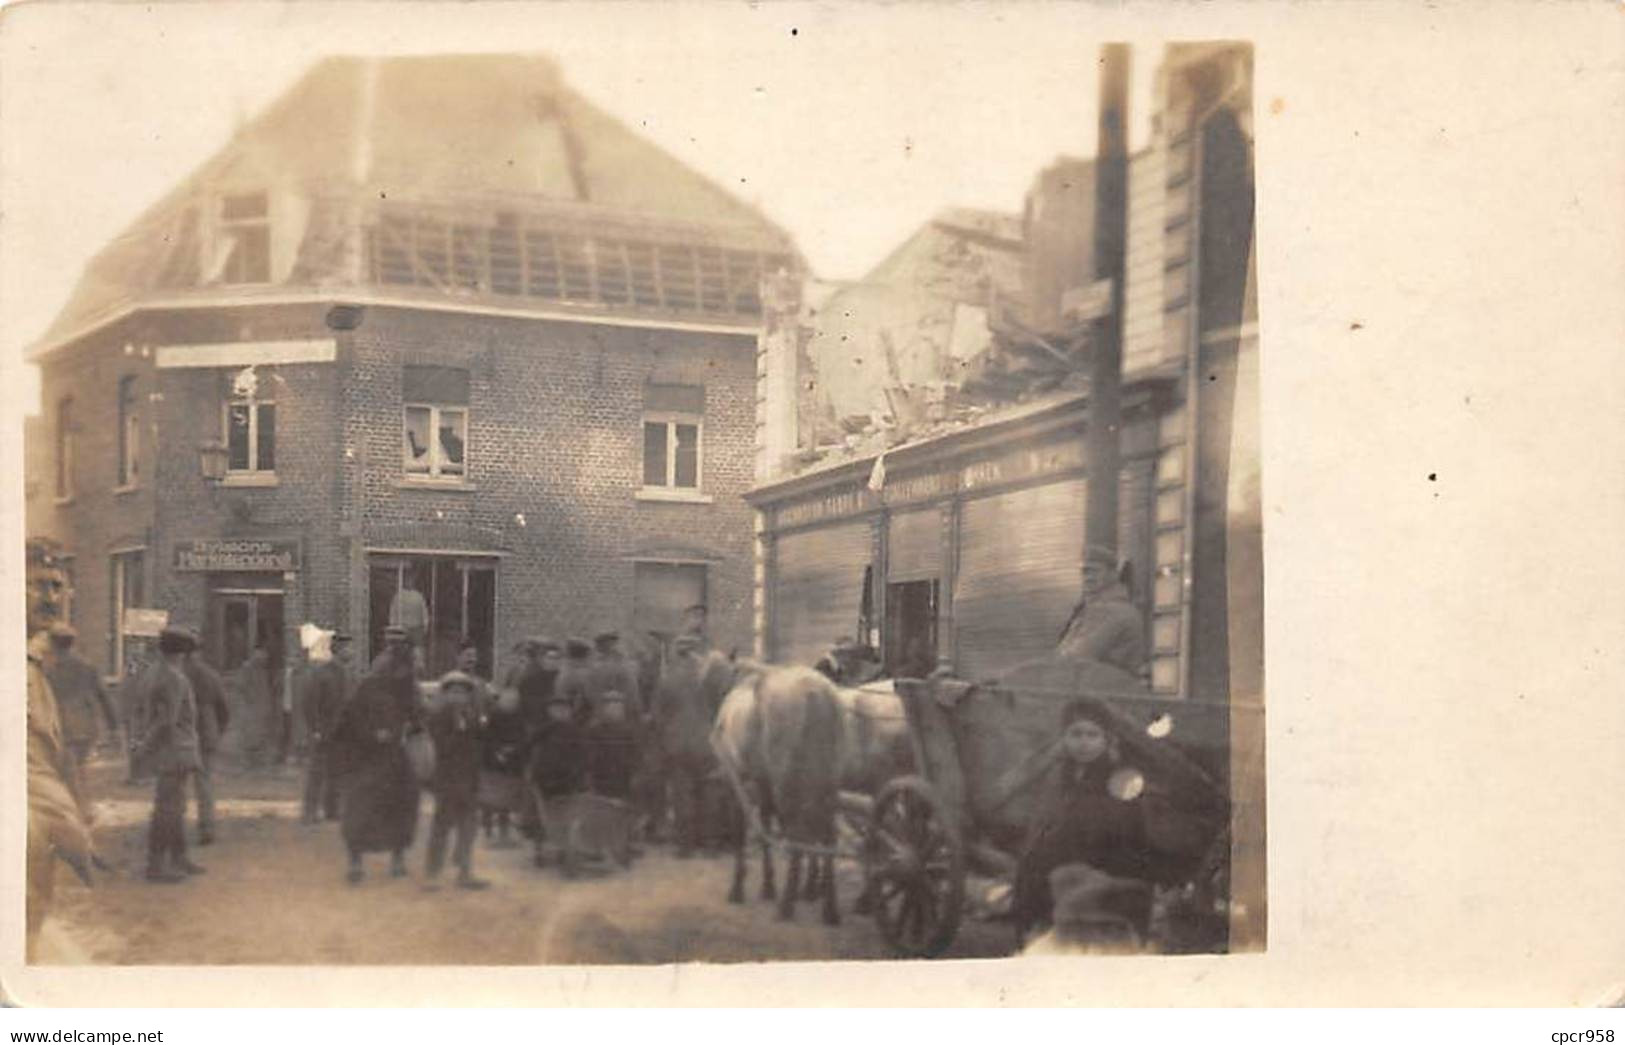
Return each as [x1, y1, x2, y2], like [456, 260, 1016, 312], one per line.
[217, 192, 270, 284]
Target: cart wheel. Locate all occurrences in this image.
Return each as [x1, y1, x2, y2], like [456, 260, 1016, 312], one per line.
[867, 775, 965, 958]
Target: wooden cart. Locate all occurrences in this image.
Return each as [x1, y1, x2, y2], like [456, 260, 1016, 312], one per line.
[854, 667, 1236, 958]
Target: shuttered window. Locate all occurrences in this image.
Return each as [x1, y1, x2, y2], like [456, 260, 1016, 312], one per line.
[634, 562, 707, 636]
[887, 507, 944, 583]
[955, 480, 1087, 683]
[773, 522, 872, 668]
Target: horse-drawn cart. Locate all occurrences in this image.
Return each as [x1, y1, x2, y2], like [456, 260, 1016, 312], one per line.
[849, 664, 1237, 958]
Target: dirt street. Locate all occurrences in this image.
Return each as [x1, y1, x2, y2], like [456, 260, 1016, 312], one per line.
[38, 756, 1013, 965]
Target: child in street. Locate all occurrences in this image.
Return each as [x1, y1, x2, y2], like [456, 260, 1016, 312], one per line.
[424, 670, 490, 890]
[585, 690, 638, 801]
[1010, 698, 1151, 946]
[526, 692, 584, 868]
[480, 674, 528, 849]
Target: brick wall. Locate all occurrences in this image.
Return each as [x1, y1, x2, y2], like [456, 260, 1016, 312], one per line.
[29, 300, 757, 674]
[341, 306, 759, 658]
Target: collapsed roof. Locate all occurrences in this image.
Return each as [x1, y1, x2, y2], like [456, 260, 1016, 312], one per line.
[34, 54, 799, 357]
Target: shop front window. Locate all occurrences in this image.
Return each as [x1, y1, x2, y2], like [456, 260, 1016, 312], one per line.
[368, 554, 496, 677]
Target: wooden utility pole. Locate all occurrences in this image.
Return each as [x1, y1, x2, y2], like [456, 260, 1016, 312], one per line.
[1083, 44, 1132, 563]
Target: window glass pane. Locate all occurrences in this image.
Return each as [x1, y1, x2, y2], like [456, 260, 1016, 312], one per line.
[674, 423, 699, 488]
[404, 406, 432, 472]
[125, 551, 144, 608]
[235, 226, 270, 283]
[255, 403, 276, 471]
[633, 562, 707, 635]
[56, 399, 71, 496]
[438, 408, 466, 473]
[227, 404, 251, 470]
[126, 412, 140, 481]
[1151, 655, 1181, 692]
[403, 366, 470, 405]
[222, 193, 268, 221]
[643, 422, 668, 486]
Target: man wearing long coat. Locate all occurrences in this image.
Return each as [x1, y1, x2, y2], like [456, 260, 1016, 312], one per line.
[182, 643, 230, 845]
[300, 633, 354, 823]
[331, 651, 421, 883]
[132, 628, 206, 882]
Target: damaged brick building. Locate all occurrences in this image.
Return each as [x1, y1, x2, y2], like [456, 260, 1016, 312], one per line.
[25, 54, 798, 683]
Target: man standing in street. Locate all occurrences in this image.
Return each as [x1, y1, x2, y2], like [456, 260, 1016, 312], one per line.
[181, 633, 230, 846]
[132, 627, 206, 883]
[589, 632, 640, 721]
[43, 623, 119, 817]
[388, 575, 429, 675]
[371, 624, 418, 681]
[232, 646, 277, 770]
[679, 603, 711, 654]
[301, 631, 354, 824]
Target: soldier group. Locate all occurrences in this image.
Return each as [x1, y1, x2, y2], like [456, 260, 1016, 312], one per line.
[298, 603, 709, 890]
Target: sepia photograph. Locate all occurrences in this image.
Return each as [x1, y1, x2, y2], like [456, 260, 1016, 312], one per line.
[11, 11, 1262, 969]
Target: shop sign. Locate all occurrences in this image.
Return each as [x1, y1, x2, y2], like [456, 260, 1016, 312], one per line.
[173, 538, 301, 573]
[122, 608, 169, 637]
[961, 438, 1086, 491]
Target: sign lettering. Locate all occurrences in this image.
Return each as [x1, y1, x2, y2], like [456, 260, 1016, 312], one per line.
[173, 538, 301, 573]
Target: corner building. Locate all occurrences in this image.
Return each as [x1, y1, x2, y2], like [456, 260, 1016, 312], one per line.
[26, 55, 797, 681]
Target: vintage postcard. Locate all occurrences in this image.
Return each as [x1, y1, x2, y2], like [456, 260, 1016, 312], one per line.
[1, 0, 1620, 1009]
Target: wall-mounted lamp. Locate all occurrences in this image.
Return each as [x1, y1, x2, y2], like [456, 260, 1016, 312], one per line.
[198, 441, 229, 484]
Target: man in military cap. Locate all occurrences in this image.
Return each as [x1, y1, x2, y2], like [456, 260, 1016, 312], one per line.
[43, 623, 118, 812]
[679, 603, 711, 653]
[132, 626, 206, 882]
[300, 631, 353, 824]
[589, 631, 640, 723]
[515, 637, 562, 740]
[556, 637, 596, 723]
[1056, 546, 1146, 681]
[180, 628, 230, 845]
[371, 624, 417, 680]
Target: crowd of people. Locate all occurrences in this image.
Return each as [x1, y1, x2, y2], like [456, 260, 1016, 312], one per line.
[82, 603, 715, 891]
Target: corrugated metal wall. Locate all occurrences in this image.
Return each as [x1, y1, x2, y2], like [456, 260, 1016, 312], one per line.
[887, 506, 945, 582]
[772, 520, 872, 668]
[955, 479, 1087, 682]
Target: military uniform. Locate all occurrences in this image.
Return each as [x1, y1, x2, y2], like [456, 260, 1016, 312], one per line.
[44, 631, 118, 814]
[182, 651, 230, 843]
[133, 630, 205, 882]
[300, 640, 352, 823]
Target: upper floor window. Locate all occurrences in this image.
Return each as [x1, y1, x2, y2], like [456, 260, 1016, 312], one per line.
[54, 396, 74, 500]
[226, 378, 276, 476]
[641, 383, 704, 492]
[218, 192, 270, 284]
[116, 376, 139, 488]
[403, 366, 469, 480]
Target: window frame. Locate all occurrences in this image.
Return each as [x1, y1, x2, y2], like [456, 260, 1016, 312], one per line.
[402, 401, 470, 481]
[116, 376, 139, 489]
[640, 410, 704, 493]
[217, 191, 271, 286]
[54, 396, 75, 501]
[223, 388, 277, 478]
[631, 559, 710, 637]
[109, 547, 145, 678]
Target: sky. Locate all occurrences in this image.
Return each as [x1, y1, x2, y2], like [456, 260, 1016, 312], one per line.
[0, 1, 1164, 414]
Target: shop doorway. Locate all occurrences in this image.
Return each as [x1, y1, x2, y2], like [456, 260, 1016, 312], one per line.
[885, 579, 939, 679]
[209, 585, 285, 678]
[368, 554, 497, 678]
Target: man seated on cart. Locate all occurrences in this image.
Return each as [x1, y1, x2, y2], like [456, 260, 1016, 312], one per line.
[1012, 698, 1153, 949]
